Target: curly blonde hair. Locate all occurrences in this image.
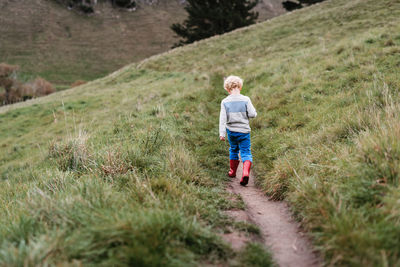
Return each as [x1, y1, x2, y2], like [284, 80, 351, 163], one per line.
[224, 75, 243, 92]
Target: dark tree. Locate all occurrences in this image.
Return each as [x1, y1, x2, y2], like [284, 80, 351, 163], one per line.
[282, 0, 326, 11]
[282, 1, 302, 11]
[171, 0, 259, 47]
[112, 0, 136, 9]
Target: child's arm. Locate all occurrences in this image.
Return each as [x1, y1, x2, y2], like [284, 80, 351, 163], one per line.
[247, 98, 257, 118]
[219, 101, 227, 140]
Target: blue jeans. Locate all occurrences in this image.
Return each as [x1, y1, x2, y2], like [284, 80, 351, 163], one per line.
[227, 129, 252, 162]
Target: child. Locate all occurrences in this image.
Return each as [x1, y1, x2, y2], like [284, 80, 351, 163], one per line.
[219, 75, 257, 186]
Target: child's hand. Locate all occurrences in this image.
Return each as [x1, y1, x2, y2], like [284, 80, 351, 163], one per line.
[220, 136, 225, 141]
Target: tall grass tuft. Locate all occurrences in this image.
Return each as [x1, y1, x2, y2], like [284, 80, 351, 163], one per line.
[49, 130, 92, 173]
[99, 149, 131, 177]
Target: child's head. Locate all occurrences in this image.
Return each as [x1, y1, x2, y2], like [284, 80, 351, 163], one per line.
[224, 75, 243, 93]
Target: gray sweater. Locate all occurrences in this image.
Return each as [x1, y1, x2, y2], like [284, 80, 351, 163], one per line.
[219, 94, 257, 137]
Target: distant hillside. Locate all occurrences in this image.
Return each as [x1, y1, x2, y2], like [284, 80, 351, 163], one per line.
[0, 0, 285, 87]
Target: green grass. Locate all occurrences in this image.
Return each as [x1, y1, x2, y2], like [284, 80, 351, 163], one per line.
[1, 0, 400, 265]
[237, 243, 275, 267]
[0, 70, 272, 265]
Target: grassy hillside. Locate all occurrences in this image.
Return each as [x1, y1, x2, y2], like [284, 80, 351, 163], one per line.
[0, 0, 285, 88]
[0, 0, 186, 88]
[1, 0, 400, 265]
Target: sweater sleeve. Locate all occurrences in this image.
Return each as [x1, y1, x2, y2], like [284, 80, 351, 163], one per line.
[247, 98, 257, 118]
[219, 101, 227, 137]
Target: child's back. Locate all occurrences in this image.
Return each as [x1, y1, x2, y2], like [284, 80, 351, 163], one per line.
[219, 94, 257, 137]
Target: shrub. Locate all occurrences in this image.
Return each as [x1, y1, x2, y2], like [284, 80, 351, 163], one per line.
[0, 63, 19, 78]
[0, 63, 19, 104]
[0, 63, 55, 106]
[71, 80, 87, 87]
[4, 80, 29, 104]
[30, 77, 55, 96]
[0, 91, 5, 105]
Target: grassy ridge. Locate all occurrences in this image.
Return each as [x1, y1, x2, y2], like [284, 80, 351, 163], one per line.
[1, 0, 400, 265]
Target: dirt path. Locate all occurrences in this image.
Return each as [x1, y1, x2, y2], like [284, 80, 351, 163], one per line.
[226, 162, 321, 267]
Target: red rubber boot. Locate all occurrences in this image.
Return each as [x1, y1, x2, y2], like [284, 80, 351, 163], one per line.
[228, 160, 240, 177]
[240, 161, 252, 186]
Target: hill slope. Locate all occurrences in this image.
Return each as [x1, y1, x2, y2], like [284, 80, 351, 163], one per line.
[0, 0, 285, 87]
[1, 0, 400, 265]
[0, 0, 187, 87]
